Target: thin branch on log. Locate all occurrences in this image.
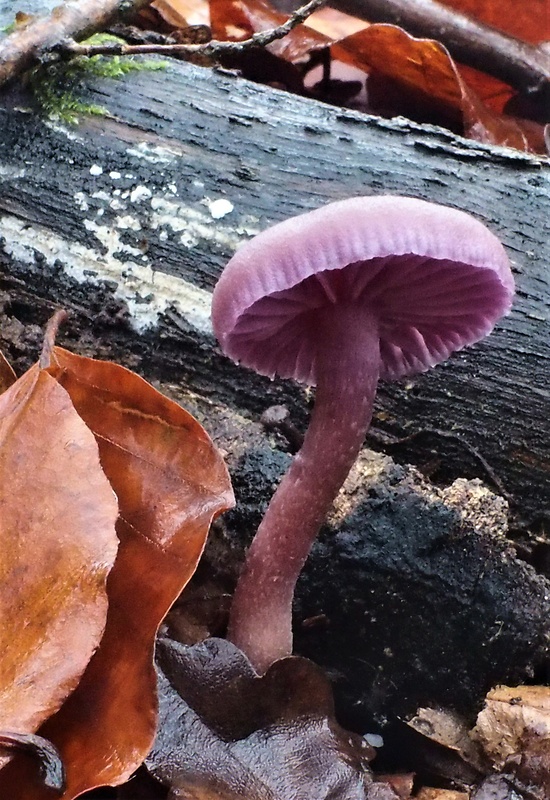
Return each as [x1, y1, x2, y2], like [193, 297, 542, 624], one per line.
[329, 0, 550, 103]
[58, 0, 326, 61]
[0, 0, 153, 87]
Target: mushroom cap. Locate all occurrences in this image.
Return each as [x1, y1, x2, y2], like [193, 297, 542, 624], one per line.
[212, 196, 514, 384]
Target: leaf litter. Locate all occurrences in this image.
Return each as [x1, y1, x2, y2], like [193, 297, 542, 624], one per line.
[143, 0, 549, 153]
[0, 331, 234, 798]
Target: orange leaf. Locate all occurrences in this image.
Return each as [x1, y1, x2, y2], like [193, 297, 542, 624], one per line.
[439, 0, 550, 44]
[0, 350, 234, 798]
[210, 0, 329, 61]
[337, 25, 467, 116]
[336, 24, 543, 152]
[0, 367, 118, 761]
[151, 0, 210, 28]
[305, 7, 368, 39]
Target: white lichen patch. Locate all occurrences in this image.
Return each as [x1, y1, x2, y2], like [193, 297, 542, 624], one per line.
[83, 219, 143, 258]
[2, 171, 261, 334]
[206, 198, 234, 220]
[126, 142, 178, 164]
[44, 120, 83, 142]
[130, 185, 152, 204]
[91, 190, 113, 204]
[0, 164, 26, 180]
[0, 215, 214, 334]
[116, 215, 142, 231]
[74, 192, 89, 212]
[150, 197, 259, 250]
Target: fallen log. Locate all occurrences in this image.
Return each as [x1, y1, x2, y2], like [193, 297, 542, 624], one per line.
[0, 58, 548, 524]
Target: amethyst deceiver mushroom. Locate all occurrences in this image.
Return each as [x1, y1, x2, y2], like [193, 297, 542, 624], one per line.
[212, 195, 514, 674]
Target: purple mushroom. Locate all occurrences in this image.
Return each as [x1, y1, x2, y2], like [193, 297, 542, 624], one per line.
[212, 195, 514, 674]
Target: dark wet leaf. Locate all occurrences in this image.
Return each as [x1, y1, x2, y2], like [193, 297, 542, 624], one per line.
[0, 732, 64, 792]
[147, 637, 401, 799]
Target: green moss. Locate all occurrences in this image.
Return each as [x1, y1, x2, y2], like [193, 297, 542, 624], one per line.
[29, 35, 168, 124]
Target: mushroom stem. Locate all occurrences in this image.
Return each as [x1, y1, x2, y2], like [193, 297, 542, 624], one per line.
[227, 302, 380, 673]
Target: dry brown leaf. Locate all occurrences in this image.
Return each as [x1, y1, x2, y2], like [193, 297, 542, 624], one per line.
[439, 0, 550, 43]
[472, 685, 550, 769]
[336, 24, 464, 112]
[0, 350, 16, 394]
[153, 0, 210, 26]
[210, 0, 330, 62]
[304, 7, 367, 39]
[0, 366, 118, 766]
[335, 24, 544, 152]
[0, 349, 234, 799]
[416, 790, 469, 800]
[151, 0, 192, 28]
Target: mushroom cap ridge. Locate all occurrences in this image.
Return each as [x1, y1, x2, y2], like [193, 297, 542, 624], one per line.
[212, 196, 514, 384]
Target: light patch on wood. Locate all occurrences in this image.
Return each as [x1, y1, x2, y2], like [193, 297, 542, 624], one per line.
[1, 171, 260, 334]
[0, 164, 26, 180]
[126, 142, 179, 164]
[0, 215, 214, 334]
[149, 197, 259, 250]
[205, 198, 234, 220]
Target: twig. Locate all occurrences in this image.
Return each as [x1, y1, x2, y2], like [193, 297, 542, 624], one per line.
[40, 309, 68, 369]
[0, 0, 153, 87]
[329, 0, 550, 103]
[384, 427, 513, 504]
[260, 405, 304, 453]
[59, 0, 326, 61]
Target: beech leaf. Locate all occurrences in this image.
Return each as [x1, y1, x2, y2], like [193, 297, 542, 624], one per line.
[473, 685, 550, 768]
[439, 0, 550, 44]
[472, 685, 550, 795]
[210, 0, 330, 62]
[335, 24, 544, 152]
[147, 636, 400, 799]
[0, 367, 118, 763]
[0, 350, 234, 799]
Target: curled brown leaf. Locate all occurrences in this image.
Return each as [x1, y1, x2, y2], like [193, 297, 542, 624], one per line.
[0, 366, 118, 765]
[0, 349, 234, 799]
